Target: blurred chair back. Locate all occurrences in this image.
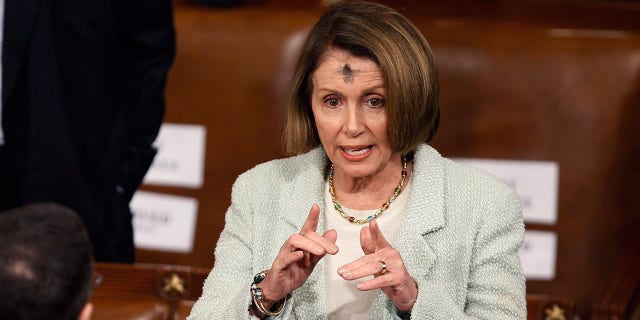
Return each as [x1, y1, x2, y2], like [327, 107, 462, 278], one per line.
[92, 262, 576, 320]
[92, 262, 209, 320]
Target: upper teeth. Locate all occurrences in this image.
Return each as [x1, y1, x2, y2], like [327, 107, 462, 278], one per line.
[344, 147, 370, 155]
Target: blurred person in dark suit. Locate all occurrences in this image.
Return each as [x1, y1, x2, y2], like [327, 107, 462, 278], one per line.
[0, 0, 176, 262]
[0, 203, 96, 320]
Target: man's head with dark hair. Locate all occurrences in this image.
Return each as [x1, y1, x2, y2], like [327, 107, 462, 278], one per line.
[0, 203, 95, 320]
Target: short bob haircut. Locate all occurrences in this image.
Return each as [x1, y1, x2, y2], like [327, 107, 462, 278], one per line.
[284, 0, 440, 156]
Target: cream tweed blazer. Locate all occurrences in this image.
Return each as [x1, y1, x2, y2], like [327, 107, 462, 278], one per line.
[188, 145, 526, 319]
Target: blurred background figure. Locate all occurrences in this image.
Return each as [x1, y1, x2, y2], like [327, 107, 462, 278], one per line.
[0, 203, 96, 320]
[0, 0, 176, 262]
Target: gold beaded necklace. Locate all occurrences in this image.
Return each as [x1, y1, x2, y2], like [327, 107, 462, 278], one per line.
[328, 157, 408, 224]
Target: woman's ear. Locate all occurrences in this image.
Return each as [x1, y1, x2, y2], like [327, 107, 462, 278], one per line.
[78, 302, 93, 320]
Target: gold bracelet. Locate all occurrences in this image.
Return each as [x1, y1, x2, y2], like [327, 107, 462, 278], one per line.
[250, 270, 287, 316]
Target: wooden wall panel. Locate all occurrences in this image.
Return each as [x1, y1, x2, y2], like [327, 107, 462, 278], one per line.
[420, 20, 640, 318]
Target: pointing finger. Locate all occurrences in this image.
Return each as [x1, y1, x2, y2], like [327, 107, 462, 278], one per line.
[360, 226, 375, 254]
[299, 205, 338, 254]
[369, 220, 390, 250]
[300, 204, 321, 233]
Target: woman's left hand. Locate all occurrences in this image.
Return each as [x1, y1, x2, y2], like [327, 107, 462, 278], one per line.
[337, 220, 418, 312]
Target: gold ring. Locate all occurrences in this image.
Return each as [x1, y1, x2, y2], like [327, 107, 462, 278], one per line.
[379, 261, 387, 275]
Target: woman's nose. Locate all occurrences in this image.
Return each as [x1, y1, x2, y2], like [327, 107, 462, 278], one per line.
[343, 105, 365, 137]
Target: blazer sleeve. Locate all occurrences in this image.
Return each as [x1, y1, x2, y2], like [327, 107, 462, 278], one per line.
[189, 154, 327, 319]
[187, 175, 259, 319]
[464, 187, 526, 319]
[405, 186, 526, 320]
[113, 0, 176, 200]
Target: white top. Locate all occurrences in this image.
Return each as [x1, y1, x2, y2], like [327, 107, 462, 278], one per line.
[0, 0, 5, 145]
[323, 179, 411, 320]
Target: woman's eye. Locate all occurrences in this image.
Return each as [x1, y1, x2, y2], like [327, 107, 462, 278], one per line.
[325, 97, 340, 107]
[368, 97, 384, 108]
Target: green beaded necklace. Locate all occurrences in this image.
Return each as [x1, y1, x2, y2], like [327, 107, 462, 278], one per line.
[328, 157, 408, 224]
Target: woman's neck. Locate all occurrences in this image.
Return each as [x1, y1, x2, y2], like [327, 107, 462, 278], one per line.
[331, 159, 411, 211]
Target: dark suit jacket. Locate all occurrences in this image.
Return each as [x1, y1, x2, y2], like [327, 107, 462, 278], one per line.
[1, 0, 175, 262]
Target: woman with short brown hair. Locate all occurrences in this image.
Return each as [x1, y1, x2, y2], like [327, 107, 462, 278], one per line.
[190, 1, 525, 319]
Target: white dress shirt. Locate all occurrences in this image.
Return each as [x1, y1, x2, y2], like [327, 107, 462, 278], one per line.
[324, 181, 411, 319]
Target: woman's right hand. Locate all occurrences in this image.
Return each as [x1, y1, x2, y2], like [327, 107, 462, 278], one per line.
[259, 204, 339, 308]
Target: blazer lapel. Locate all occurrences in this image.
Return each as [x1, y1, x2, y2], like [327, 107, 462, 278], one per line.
[369, 145, 446, 317]
[279, 148, 328, 232]
[393, 144, 446, 280]
[279, 147, 330, 318]
[2, 0, 42, 105]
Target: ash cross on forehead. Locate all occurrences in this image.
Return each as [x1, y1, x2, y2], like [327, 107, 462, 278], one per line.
[342, 64, 354, 84]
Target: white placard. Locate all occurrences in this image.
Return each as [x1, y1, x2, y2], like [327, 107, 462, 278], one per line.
[454, 158, 559, 224]
[519, 230, 557, 280]
[131, 191, 198, 253]
[143, 123, 206, 189]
